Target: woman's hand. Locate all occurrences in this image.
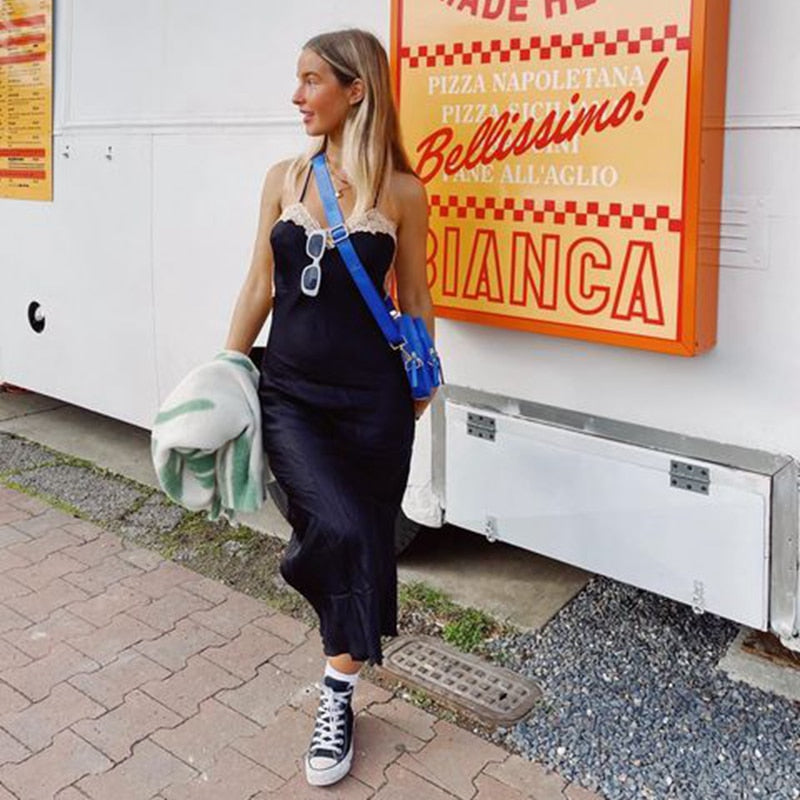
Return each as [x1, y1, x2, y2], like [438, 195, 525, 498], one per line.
[414, 387, 438, 420]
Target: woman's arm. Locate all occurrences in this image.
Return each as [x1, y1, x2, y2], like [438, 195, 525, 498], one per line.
[224, 160, 289, 354]
[392, 172, 438, 418]
[393, 173, 435, 341]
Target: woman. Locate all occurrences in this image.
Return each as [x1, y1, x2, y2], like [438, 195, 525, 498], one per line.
[224, 28, 436, 787]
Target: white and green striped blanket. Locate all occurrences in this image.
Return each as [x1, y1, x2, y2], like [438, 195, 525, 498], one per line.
[151, 350, 265, 521]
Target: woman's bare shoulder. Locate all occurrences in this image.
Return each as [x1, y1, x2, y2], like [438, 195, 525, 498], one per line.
[387, 171, 427, 221]
[265, 158, 295, 191]
[259, 157, 303, 212]
[390, 170, 426, 200]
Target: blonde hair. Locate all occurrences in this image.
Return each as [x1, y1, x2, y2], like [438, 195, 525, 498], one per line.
[287, 29, 415, 218]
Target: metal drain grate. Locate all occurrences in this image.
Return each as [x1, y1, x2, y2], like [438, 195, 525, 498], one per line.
[381, 635, 541, 726]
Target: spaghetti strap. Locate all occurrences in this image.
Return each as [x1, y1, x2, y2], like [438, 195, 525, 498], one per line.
[299, 164, 313, 202]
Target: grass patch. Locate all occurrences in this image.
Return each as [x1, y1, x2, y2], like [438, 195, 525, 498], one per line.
[443, 607, 494, 652]
[146, 512, 317, 626]
[398, 581, 455, 616]
[398, 580, 515, 655]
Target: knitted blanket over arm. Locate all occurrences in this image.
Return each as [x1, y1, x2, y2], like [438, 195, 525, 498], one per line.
[150, 351, 264, 521]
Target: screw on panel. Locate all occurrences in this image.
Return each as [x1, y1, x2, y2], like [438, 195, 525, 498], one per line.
[485, 515, 498, 543]
[61, 145, 70, 158]
[105, 146, 113, 161]
[691, 580, 706, 615]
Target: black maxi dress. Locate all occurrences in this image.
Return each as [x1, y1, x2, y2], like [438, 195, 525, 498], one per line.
[258, 168, 415, 666]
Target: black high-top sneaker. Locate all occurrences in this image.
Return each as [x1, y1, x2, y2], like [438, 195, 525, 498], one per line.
[305, 675, 355, 786]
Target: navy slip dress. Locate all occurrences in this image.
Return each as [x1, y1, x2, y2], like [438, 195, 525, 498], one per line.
[258, 165, 415, 666]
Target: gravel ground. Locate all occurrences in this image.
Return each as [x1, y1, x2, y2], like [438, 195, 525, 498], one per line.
[9, 462, 146, 523]
[119, 492, 185, 540]
[488, 578, 800, 800]
[0, 433, 60, 473]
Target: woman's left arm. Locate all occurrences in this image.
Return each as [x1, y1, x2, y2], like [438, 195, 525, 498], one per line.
[393, 173, 437, 418]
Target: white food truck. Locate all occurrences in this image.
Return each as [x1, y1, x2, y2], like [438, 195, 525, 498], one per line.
[1, 1, 798, 649]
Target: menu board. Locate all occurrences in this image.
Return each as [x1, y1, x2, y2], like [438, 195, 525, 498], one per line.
[0, 0, 52, 201]
[392, 0, 729, 355]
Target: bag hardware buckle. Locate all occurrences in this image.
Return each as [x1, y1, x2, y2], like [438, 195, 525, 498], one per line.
[328, 223, 349, 246]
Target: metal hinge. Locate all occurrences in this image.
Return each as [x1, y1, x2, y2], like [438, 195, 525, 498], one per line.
[467, 413, 496, 441]
[670, 460, 711, 495]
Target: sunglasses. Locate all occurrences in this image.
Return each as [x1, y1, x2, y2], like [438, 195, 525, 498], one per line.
[301, 229, 326, 297]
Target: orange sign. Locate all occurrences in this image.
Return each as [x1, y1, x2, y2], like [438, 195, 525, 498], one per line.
[0, 0, 52, 201]
[391, 0, 729, 355]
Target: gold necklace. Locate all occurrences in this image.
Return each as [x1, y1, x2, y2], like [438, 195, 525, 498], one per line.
[325, 156, 350, 199]
[330, 171, 350, 199]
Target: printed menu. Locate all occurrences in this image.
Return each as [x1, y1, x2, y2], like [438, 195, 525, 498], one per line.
[0, 0, 52, 201]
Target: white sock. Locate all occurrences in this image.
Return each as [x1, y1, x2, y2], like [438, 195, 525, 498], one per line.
[325, 661, 359, 688]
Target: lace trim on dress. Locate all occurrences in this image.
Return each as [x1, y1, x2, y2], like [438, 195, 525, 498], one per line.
[280, 202, 397, 243]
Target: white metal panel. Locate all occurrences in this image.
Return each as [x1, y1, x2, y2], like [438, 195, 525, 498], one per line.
[444, 402, 770, 629]
[52, 0, 72, 131]
[0, 134, 158, 426]
[157, 0, 377, 122]
[151, 130, 303, 404]
[67, 0, 163, 124]
[0, 175, 62, 384]
[724, 0, 800, 125]
[700, 196, 769, 271]
[64, 0, 392, 127]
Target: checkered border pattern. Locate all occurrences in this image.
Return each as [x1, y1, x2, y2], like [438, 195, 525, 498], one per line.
[429, 195, 684, 233]
[0, 14, 46, 31]
[400, 26, 690, 68]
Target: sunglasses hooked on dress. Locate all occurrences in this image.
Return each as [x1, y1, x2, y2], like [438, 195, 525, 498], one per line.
[301, 229, 327, 297]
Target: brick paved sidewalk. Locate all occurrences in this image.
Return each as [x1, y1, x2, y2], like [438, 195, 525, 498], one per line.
[0, 486, 602, 800]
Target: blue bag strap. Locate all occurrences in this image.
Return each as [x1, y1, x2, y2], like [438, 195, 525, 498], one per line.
[310, 153, 405, 349]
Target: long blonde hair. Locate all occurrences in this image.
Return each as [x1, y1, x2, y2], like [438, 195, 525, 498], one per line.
[287, 29, 415, 218]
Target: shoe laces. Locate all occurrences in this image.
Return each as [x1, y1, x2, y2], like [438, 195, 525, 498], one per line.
[309, 682, 352, 755]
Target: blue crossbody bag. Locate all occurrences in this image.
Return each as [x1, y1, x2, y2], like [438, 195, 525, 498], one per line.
[311, 153, 443, 401]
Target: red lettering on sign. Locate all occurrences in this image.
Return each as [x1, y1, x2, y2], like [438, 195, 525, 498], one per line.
[463, 229, 505, 302]
[428, 227, 666, 325]
[508, 0, 528, 22]
[611, 241, 665, 324]
[439, 0, 530, 22]
[442, 227, 461, 296]
[566, 238, 611, 315]
[415, 59, 670, 183]
[510, 231, 559, 309]
[426, 228, 439, 290]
